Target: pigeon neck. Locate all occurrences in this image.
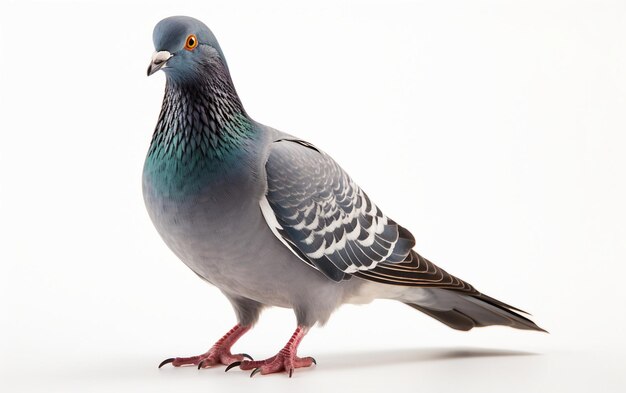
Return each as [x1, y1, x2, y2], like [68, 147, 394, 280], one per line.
[148, 77, 255, 163]
[144, 77, 258, 197]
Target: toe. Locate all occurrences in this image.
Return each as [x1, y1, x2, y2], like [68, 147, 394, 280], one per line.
[239, 360, 265, 371]
[293, 356, 316, 368]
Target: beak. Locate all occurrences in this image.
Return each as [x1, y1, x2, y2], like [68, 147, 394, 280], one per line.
[147, 51, 172, 76]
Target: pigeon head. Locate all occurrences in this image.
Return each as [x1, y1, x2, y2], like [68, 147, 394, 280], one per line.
[147, 16, 229, 82]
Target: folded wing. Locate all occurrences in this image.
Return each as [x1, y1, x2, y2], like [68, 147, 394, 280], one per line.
[261, 138, 415, 281]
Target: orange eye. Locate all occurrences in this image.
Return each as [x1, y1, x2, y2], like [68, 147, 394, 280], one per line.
[184, 34, 198, 50]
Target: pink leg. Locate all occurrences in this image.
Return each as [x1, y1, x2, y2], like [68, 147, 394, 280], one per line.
[229, 326, 316, 377]
[158, 324, 252, 369]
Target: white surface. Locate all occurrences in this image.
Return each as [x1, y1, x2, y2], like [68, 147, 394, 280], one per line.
[1, 0, 625, 392]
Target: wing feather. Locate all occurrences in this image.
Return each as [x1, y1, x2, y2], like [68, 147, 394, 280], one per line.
[261, 137, 477, 294]
[261, 138, 415, 281]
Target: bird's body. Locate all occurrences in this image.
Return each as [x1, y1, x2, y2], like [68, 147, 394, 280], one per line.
[144, 119, 365, 325]
[145, 16, 544, 376]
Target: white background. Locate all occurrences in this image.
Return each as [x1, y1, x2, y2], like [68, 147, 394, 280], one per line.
[1, 0, 625, 391]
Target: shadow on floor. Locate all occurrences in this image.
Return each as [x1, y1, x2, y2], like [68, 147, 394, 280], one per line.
[317, 347, 539, 370]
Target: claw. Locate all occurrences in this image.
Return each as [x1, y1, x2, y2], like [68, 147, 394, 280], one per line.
[197, 360, 205, 369]
[225, 361, 242, 372]
[289, 368, 294, 378]
[250, 367, 262, 378]
[241, 353, 253, 361]
[311, 357, 317, 365]
[158, 358, 175, 369]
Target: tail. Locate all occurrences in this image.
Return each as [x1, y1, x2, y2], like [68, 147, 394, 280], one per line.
[404, 290, 547, 332]
[352, 247, 546, 332]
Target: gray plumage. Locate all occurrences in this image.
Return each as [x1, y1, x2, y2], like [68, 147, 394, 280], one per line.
[144, 15, 544, 355]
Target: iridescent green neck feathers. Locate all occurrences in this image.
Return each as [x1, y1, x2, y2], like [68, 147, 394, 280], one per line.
[144, 74, 255, 197]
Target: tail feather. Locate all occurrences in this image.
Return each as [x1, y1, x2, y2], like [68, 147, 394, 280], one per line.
[406, 303, 477, 331]
[403, 289, 546, 332]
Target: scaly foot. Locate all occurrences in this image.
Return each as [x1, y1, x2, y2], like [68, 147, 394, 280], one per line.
[226, 326, 315, 377]
[158, 324, 252, 369]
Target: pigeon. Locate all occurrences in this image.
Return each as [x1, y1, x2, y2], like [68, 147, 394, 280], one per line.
[144, 15, 545, 378]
